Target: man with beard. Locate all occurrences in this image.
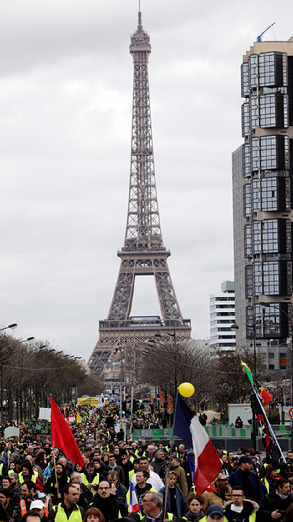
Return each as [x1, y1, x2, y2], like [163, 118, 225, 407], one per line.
[20, 481, 38, 516]
[0, 488, 20, 522]
[257, 479, 293, 521]
[91, 480, 127, 522]
[44, 463, 69, 505]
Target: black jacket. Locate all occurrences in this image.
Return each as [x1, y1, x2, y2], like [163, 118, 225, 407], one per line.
[91, 494, 128, 522]
[224, 499, 258, 522]
[257, 490, 293, 522]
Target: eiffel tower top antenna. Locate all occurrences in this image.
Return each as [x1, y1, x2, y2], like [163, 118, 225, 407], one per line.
[138, 0, 142, 31]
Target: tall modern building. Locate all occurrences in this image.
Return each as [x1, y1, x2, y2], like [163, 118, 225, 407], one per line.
[209, 281, 236, 353]
[232, 38, 293, 370]
[88, 11, 191, 378]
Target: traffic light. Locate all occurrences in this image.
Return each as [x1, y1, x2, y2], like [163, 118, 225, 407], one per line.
[122, 401, 126, 415]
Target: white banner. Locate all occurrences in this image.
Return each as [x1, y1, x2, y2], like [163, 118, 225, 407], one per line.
[39, 407, 51, 420]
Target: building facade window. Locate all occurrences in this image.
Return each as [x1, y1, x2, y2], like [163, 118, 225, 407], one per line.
[261, 177, 278, 211]
[244, 184, 252, 217]
[252, 179, 261, 211]
[241, 62, 249, 97]
[252, 220, 261, 254]
[261, 176, 288, 212]
[244, 225, 252, 257]
[243, 144, 251, 177]
[260, 136, 277, 169]
[251, 138, 259, 171]
[262, 219, 279, 253]
[254, 262, 262, 295]
[242, 102, 250, 136]
[259, 52, 283, 87]
[263, 261, 280, 295]
[249, 54, 258, 89]
[250, 95, 259, 129]
[245, 265, 253, 298]
[259, 94, 283, 128]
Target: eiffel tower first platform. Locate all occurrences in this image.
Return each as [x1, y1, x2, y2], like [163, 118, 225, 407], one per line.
[88, 10, 191, 377]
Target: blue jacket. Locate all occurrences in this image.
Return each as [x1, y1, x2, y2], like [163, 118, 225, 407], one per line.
[159, 485, 186, 517]
[229, 469, 267, 504]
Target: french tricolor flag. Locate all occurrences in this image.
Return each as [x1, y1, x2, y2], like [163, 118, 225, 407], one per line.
[128, 482, 140, 513]
[173, 394, 221, 495]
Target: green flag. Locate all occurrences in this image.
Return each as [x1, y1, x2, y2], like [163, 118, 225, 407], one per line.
[241, 360, 254, 387]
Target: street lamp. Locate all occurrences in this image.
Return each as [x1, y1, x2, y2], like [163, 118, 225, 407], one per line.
[0, 323, 18, 332]
[30, 344, 47, 353]
[19, 337, 34, 343]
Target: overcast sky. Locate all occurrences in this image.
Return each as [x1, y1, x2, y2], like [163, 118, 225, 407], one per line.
[0, 0, 291, 360]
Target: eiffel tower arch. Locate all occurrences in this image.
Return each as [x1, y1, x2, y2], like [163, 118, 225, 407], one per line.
[88, 11, 191, 377]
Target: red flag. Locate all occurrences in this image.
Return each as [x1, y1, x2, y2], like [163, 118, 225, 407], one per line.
[260, 387, 271, 407]
[50, 396, 84, 468]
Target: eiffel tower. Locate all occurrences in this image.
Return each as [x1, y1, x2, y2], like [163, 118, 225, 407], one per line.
[88, 10, 191, 376]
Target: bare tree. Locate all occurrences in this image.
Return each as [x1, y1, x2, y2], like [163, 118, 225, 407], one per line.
[136, 339, 212, 403]
[0, 333, 101, 422]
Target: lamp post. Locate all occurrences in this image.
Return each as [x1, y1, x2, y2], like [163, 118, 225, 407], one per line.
[0, 323, 17, 332]
[19, 336, 34, 343]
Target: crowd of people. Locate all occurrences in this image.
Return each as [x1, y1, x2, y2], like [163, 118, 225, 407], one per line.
[0, 402, 293, 522]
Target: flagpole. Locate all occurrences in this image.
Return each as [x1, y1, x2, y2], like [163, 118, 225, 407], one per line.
[50, 394, 60, 500]
[162, 391, 181, 520]
[52, 443, 60, 499]
[163, 438, 174, 520]
[242, 362, 286, 463]
[252, 385, 285, 463]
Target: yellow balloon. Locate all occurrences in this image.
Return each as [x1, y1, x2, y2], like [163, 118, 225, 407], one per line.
[178, 382, 195, 398]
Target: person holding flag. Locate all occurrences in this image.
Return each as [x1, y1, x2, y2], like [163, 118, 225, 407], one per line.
[173, 391, 221, 496]
[241, 361, 285, 467]
[50, 397, 85, 470]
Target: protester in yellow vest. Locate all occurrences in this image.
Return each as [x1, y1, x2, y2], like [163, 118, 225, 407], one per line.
[224, 487, 258, 522]
[81, 463, 100, 494]
[49, 484, 84, 522]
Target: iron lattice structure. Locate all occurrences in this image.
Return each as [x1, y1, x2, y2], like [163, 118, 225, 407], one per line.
[88, 12, 191, 376]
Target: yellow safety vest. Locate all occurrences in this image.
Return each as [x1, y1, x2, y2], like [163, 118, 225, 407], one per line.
[80, 473, 99, 493]
[19, 471, 38, 483]
[53, 504, 83, 522]
[224, 514, 256, 522]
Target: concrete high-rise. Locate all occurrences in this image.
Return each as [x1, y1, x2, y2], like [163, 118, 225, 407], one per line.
[232, 39, 293, 370]
[209, 281, 236, 353]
